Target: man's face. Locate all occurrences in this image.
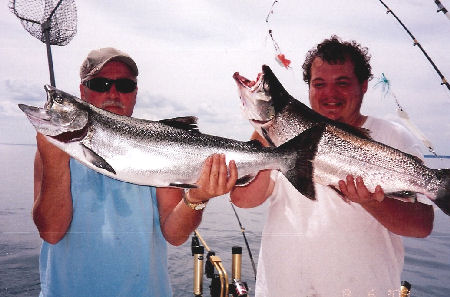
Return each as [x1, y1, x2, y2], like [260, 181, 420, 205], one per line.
[308, 57, 368, 126]
[80, 61, 137, 116]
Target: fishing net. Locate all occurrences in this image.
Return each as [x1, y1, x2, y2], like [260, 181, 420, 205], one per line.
[9, 0, 77, 86]
[9, 0, 77, 46]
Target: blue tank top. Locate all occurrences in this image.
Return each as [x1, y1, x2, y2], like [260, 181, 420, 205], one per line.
[39, 159, 172, 297]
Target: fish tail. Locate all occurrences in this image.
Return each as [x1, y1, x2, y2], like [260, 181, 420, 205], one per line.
[434, 169, 450, 216]
[277, 125, 325, 200]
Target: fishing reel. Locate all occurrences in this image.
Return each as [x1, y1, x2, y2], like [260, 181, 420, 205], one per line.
[229, 279, 249, 297]
[191, 235, 249, 297]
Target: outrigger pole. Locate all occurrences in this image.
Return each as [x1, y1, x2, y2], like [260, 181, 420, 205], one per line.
[377, 0, 450, 92]
[434, 0, 450, 20]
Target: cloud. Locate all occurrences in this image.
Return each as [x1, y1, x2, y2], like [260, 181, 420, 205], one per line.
[1, 0, 448, 150]
[0, 80, 46, 117]
[133, 89, 251, 140]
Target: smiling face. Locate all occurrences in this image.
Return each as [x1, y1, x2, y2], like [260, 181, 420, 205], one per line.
[308, 57, 368, 127]
[80, 61, 137, 116]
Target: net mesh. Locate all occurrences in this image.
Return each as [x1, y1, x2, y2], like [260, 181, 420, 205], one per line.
[9, 0, 77, 46]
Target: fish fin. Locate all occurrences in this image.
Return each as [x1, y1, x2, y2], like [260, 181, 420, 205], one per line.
[329, 121, 372, 140]
[159, 116, 200, 132]
[262, 65, 292, 113]
[278, 125, 327, 200]
[247, 140, 263, 147]
[168, 183, 198, 189]
[385, 191, 417, 202]
[261, 127, 276, 147]
[434, 169, 450, 216]
[329, 185, 344, 197]
[262, 65, 372, 140]
[409, 154, 425, 165]
[51, 125, 89, 143]
[294, 178, 316, 200]
[235, 174, 255, 186]
[81, 144, 116, 174]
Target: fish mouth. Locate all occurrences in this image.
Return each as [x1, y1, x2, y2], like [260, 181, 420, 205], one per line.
[250, 118, 272, 126]
[19, 104, 52, 123]
[18, 101, 89, 137]
[233, 71, 263, 90]
[233, 66, 275, 125]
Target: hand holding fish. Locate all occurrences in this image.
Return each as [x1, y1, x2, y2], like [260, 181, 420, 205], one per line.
[157, 154, 238, 246]
[186, 154, 238, 203]
[338, 175, 385, 204]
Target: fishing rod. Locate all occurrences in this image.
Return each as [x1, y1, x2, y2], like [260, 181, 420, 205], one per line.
[377, 0, 450, 92]
[229, 201, 257, 281]
[434, 0, 450, 20]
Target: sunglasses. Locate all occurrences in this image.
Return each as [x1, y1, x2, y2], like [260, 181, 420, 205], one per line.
[83, 78, 137, 93]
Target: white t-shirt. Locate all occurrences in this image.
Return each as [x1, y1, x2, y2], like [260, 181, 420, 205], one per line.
[255, 117, 426, 297]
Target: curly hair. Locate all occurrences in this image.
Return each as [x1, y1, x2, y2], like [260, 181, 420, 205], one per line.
[302, 35, 373, 84]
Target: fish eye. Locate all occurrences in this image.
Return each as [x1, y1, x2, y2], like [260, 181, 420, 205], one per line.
[54, 95, 64, 104]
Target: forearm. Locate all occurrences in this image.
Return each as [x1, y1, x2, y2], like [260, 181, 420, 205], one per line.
[362, 198, 434, 238]
[231, 130, 273, 208]
[33, 140, 73, 244]
[230, 170, 273, 208]
[158, 154, 238, 246]
[160, 194, 204, 246]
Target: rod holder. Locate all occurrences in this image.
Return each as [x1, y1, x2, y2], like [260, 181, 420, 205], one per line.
[230, 246, 248, 297]
[192, 245, 204, 297]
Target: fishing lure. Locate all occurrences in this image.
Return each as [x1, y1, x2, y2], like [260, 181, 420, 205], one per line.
[374, 73, 438, 156]
[266, 1, 291, 69]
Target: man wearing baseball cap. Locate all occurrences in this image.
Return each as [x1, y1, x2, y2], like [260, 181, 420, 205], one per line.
[33, 47, 238, 296]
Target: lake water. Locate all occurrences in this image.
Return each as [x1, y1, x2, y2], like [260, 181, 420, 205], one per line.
[0, 144, 449, 297]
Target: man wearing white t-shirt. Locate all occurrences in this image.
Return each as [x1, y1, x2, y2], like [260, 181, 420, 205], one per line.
[231, 36, 434, 297]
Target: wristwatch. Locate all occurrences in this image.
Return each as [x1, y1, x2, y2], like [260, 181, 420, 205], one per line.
[183, 190, 207, 211]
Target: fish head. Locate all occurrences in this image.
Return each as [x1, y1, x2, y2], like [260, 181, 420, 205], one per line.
[18, 85, 89, 138]
[233, 65, 291, 134]
[233, 66, 274, 128]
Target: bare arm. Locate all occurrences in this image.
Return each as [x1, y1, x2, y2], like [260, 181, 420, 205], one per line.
[33, 133, 73, 244]
[157, 154, 238, 246]
[230, 131, 275, 208]
[339, 175, 434, 238]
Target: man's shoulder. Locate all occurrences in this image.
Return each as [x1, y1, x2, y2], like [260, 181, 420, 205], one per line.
[365, 116, 413, 138]
[365, 116, 405, 131]
[365, 116, 423, 156]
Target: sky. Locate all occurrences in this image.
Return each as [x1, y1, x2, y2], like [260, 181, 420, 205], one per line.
[1, 0, 449, 157]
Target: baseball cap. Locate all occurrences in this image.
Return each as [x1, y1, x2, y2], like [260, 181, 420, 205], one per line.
[80, 47, 139, 82]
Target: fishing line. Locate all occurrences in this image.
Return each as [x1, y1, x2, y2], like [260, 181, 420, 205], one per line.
[229, 200, 257, 281]
[373, 73, 438, 156]
[194, 229, 211, 252]
[194, 201, 257, 282]
[265, 0, 291, 69]
[377, 0, 450, 92]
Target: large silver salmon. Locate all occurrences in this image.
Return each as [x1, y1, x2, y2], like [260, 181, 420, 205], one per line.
[19, 85, 311, 192]
[233, 65, 450, 216]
